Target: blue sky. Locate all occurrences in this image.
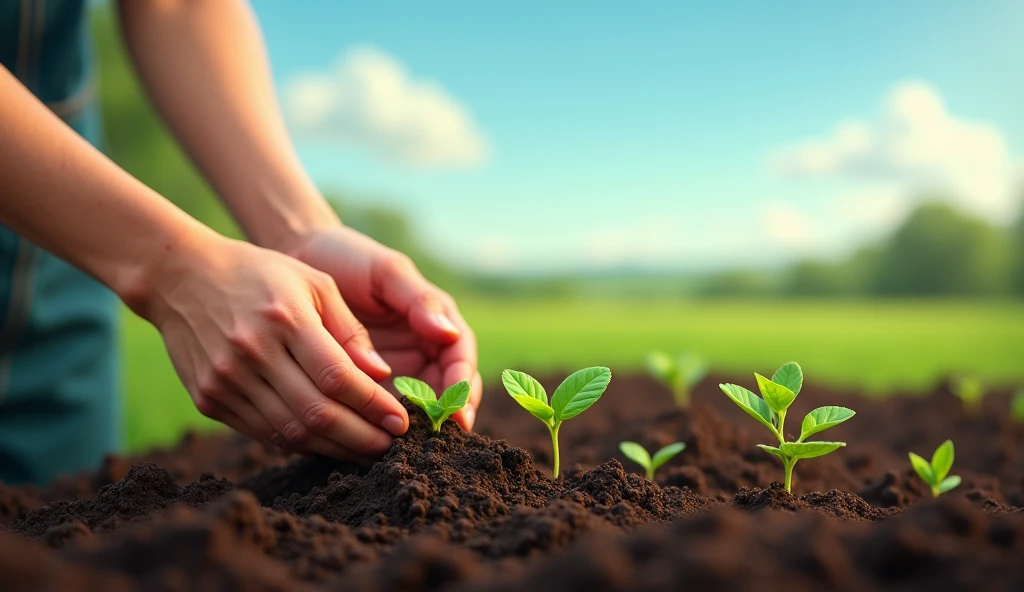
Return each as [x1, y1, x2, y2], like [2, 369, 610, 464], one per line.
[252, 0, 1024, 273]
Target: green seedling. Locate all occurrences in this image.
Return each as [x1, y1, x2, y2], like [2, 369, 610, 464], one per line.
[719, 362, 854, 493]
[502, 366, 612, 478]
[951, 375, 983, 414]
[619, 441, 686, 480]
[909, 440, 961, 498]
[646, 351, 708, 408]
[393, 377, 470, 433]
[1012, 389, 1024, 424]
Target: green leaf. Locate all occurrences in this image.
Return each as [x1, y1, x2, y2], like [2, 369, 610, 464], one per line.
[757, 444, 785, 460]
[551, 366, 612, 421]
[438, 381, 471, 413]
[938, 475, 962, 494]
[651, 442, 686, 469]
[719, 383, 777, 434]
[619, 441, 652, 470]
[393, 376, 436, 406]
[509, 394, 555, 423]
[930, 440, 954, 482]
[800, 406, 855, 441]
[645, 352, 676, 384]
[755, 374, 796, 414]
[676, 353, 708, 389]
[501, 370, 547, 404]
[424, 402, 445, 421]
[1011, 390, 1024, 423]
[909, 452, 936, 484]
[780, 441, 845, 460]
[772, 362, 803, 395]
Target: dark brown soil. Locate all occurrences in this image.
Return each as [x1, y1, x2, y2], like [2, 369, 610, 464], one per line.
[1, 373, 1021, 591]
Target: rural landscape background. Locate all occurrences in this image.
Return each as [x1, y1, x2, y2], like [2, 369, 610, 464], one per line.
[86, 4, 1024, 451]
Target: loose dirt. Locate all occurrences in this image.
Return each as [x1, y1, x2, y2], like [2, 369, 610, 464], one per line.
[1, 373, 1021, 590]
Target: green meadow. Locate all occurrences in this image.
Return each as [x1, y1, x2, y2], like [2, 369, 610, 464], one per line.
[121, 298, 1024, 452]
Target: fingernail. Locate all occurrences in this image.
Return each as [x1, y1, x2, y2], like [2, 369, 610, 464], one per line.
[463, 407, 475, 431]
[433, 313, 460, 335]
[367, 350, 391, 373]
[381, 414, 406, 436]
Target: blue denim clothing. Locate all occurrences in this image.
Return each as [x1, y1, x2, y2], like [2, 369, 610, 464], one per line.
[0, 0, 120, 485]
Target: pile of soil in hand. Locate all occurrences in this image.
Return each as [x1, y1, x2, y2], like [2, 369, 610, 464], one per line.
[1, 373, 1022, 591]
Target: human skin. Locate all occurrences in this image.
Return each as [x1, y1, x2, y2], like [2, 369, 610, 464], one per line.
[0, 0, 480, 462]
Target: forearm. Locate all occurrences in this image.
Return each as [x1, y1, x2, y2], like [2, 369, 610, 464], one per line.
[0, 65, 212, 312]
[118, 0, 339, 251]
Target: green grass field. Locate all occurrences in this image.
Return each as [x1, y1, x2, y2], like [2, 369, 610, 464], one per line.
[121, 298, 1024, 452]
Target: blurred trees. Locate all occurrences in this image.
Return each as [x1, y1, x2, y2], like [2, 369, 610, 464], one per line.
[870, 203, 1010, 296]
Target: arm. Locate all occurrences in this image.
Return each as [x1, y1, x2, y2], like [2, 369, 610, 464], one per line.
[116, 0, 332, 252]
[0, 64, 407, 458]
[118, 0, 482, 427]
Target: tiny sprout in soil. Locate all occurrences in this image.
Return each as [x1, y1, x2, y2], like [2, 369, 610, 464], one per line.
[951, 375, 983, 414]
[646, 351, 707, 408]
[719, 362, 855, 493]
[1013, 389, 1024, 424]
[502, 366, 612, 478]
[393, 377, 470, 433]
[619, 441, 685, 480]
[909, 439, 961, 498]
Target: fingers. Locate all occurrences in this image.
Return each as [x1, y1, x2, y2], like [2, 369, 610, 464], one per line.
[374, 256, 461, 344]
[291, 318, 409, 432]
[314, 275, 392, 382]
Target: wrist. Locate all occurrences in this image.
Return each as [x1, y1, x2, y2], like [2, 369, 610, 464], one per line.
[224, 166, 342, 253]
[114, 217, 224, 324]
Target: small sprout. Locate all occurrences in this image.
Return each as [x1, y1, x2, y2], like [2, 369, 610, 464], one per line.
[951, 375, 983, 414]
[1012, 389, 1024, 424]
[719, 362, 855, 493]
[393, 377, 470, 433]
[619, 441, 686, 480]
[909, 440, 961, 498]
[503, 367, 612, 478]
[646, 351, 708, 408]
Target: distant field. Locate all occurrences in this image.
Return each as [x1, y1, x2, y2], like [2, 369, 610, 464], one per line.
[121, 298, 1024, 452]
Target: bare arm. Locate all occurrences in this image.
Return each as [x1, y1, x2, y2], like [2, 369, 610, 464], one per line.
[117, 0, 336, 252]
[0, 64, 200, 306]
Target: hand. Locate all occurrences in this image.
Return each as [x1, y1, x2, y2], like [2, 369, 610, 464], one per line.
[284, 226, 482, 430]
[137, 233, 410, 460]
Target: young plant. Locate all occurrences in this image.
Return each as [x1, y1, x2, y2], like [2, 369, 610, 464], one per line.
[646, 351, 708, 408]
[719, 362, 854, 493]
[1012, 389, 1024, 424]
[951, 375, 984, 414]
[619, 441, 686, 480]
[909, 440, 961, 498]
[502, 366, 612, 478]
[393, 377, 470, 433]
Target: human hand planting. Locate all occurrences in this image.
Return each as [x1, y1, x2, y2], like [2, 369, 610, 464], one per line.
[282, 226, 482, 431]
[138, 234, 410, 461]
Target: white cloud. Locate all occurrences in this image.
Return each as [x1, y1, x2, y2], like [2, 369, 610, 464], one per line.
[771, 80, 1020, 221]
[761, 201, 817, 250]
[285, 47, 489, 169]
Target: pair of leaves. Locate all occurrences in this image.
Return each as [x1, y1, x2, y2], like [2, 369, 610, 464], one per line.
[620, 441, 685, 476]
[909, 439, 961, 494]
[718, 362, 804, 433]
[645, 352, 707, 389]
[758, 441, 845, 461]
[394, 377, 471, 432]
[503, 367, 611, 426]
